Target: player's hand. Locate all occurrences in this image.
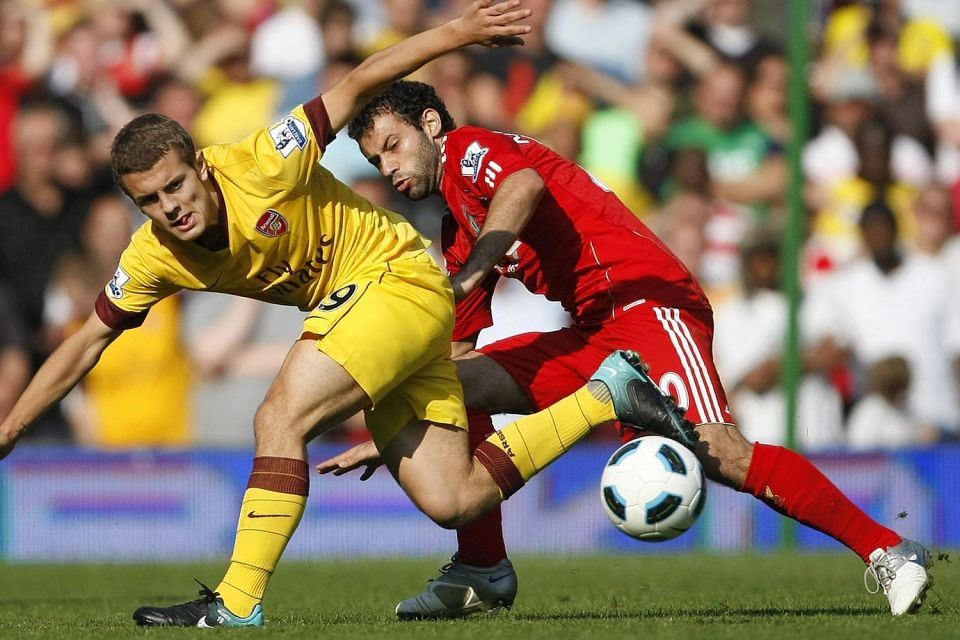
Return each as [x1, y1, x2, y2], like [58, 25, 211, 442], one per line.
[316, 439, 382, 480]
[452, 0, 533, 48]
[0, 431, 18, 462]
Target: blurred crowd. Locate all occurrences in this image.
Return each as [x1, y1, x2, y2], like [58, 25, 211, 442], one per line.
[1, 0, 959, 453]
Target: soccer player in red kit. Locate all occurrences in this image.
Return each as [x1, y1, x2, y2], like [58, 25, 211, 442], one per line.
[322, 80, 933, 619]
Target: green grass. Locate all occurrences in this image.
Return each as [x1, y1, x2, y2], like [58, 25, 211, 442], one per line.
[0, 553, 956, 639]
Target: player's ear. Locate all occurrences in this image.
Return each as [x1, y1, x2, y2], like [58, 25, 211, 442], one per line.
[195, 150, 209, 180]
[421, 109, 443, 139]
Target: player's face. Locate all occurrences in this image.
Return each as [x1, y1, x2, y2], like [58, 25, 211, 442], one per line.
[121, 150, 218, 242]
[359, 111, 442, 201]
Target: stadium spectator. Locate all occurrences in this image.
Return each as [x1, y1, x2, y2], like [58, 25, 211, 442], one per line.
[48, 20, 135, 168]
[45, 193, 194, 448]
[0, 1, 54, 191]
[713, 226, 844, 451]
[746, 49, 790, 146]
[807, 201, 960, 440]
[846, 355, 938, 451]
[319, 1, 358, 62]
[561, 3, 720, 213]
[686, 0, 781, 74]
[911, 183, 960, 272]
[665, 63, 786, 286]
[806, 117, 920, 272]
[359, 0, 426, 58]
[326, 78, 932, 621]
[465, 0, 558, 131]
[251, 0, 325, 112]
[545, 0, 653, 84]
[88, 0, 191, 105]
[0, 284, 30, 422]
[0, 101, 93, 355]
[923, 46, 960, 187]
[0, 100, 98, 440]
[150, 75, 202, 131]
[176, 22, 279, 146]
[467, 0, 591, 157]
[647, 148, 713, 288]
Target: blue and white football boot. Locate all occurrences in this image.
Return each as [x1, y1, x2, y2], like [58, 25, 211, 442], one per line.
[591, 350, 699, 451]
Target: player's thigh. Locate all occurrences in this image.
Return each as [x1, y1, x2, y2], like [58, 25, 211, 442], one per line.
[455, 351, 532, 414]
[600, 306, 735, 426]
[302, 259, 466, 450]
[367, 353, 467, 450]
[257, 338, 371, 441]
[476, 326, 604, 411]
[380, 419, 499, 526]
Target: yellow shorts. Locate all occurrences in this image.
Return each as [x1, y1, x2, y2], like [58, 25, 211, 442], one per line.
[301, 252, 467, 450]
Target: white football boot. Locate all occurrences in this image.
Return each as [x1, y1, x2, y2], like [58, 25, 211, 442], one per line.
[864, 538, 933, 615]
[395, 556, 517, 620]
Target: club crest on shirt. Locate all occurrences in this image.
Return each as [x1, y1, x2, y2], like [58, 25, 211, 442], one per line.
[107, 265, 131, 299]
[460, 141, 489, 183]
[269, 115, 308, 157]
[256, 209, 290, 237]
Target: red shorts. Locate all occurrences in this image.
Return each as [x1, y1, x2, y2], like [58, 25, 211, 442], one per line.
[479, 304, 734, 426]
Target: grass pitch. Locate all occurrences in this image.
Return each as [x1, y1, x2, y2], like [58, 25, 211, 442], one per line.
[0, 553, 956, 639]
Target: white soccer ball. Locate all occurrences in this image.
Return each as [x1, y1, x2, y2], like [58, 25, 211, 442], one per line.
[600, 436, 706, 542]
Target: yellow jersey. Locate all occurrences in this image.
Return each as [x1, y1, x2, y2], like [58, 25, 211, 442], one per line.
[96, 97, 430, 328]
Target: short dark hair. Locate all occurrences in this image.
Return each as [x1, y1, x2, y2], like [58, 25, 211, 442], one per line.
[859, 199, 897, 230]
[347, 81, 456, 142]
[111, 113, 196, 186]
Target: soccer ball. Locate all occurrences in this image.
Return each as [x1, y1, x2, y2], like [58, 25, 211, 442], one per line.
[600, 436, 706, 542]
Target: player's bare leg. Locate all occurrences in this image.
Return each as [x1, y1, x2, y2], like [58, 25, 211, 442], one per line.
[134, 340, 372, 627]
[694, 421, 932, 615]
[386, 350, 697, 619]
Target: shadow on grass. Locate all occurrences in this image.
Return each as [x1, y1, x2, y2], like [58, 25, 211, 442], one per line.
[510, 605, 887, 621]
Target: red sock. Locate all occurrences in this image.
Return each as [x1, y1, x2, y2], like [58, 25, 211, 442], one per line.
[741, 443, 901, 563]
[458, 409, 508, 567]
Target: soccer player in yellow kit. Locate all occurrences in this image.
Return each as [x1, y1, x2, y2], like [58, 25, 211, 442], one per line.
[0, 0, 698, 628]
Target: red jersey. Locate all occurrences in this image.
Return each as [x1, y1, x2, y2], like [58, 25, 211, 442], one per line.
[440, 126, 709, 341]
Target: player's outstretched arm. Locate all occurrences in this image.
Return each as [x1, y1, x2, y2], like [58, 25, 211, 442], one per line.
[0, 311, 121, 460]
[451, 167, 545, 300]
[322, 0, 531, 133]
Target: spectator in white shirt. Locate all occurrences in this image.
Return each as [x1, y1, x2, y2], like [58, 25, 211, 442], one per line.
[847, 355, 938, 450]
[713, 226, 845, 451]
[807, 201, 960, 438]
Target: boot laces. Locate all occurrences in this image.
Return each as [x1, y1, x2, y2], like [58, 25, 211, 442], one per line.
[193, 579, 222, 605]
[426, 555, 460, 584]
[864, 553, 895, 595]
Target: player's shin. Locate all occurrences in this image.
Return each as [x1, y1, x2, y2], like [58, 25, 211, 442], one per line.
[457, 409, 508, 566]
[740, 443, 901, 562]
[216, 457, 309, 616]
[474, 382, 616, 498]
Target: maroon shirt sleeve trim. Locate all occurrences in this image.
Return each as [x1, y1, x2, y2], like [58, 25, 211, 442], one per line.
[94, 291, 148, 331]
[303, 96, 337, 151]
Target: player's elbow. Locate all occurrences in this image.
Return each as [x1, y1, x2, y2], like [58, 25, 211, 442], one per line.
[514, 168, 546, 200]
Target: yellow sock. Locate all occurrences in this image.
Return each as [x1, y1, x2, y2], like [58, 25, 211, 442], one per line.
[216, 458, 308, 617]
[486, 383, 616, 481]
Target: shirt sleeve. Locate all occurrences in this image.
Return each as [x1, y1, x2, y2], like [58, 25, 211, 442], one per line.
[448, 128, 538, 202]
[442, 214, 495, 341]
[94, 238, 178, 330]
[217, 99, 337, 191]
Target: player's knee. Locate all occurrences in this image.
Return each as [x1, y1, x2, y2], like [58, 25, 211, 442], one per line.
[253, 397, 297, 444]
[417, 494, 469, 529]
